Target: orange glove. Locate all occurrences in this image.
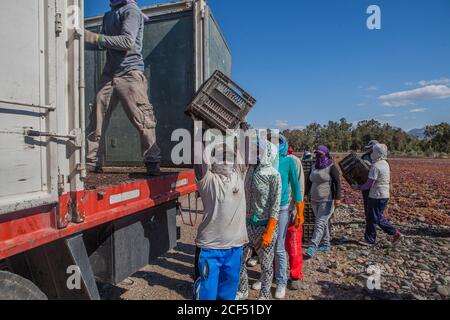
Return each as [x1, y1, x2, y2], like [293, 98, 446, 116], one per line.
[261, 217, 278, 248]
[295, 202, 305, 227]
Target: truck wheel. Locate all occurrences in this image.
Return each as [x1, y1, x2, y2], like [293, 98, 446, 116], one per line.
[0, 271, 47, 300]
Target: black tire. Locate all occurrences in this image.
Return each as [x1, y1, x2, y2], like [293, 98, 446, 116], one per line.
[0, 271, 47, 300]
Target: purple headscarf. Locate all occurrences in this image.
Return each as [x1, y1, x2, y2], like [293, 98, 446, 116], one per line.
[110, 0, 149, 22]
[314, 145, 333, 169]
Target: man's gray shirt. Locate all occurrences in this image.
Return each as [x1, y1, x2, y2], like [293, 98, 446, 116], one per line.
[97, 3, 145, 77]
[195, 166, 249, 250]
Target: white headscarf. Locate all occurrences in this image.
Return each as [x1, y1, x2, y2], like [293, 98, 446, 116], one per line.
[370, 143, 388, 162]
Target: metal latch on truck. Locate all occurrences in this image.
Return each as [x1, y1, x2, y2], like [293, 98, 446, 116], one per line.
[55, 13, 63, 36]
[26, 128, 83, 148]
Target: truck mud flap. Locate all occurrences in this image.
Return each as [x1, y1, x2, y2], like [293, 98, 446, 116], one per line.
[83, 200, 177, 285]
[7, 234, 100, 300]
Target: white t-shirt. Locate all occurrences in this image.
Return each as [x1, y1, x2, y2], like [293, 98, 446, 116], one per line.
[195, 166, 249, 249]
[368, 160, 390, 199]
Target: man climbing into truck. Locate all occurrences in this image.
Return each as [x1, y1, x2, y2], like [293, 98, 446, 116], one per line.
[84, 0, 161, 175]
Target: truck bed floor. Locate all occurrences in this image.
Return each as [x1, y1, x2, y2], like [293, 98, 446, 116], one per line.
[84, 167, 192, 189]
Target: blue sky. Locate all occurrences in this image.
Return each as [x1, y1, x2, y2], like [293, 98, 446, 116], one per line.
[86, 0, 450, 131]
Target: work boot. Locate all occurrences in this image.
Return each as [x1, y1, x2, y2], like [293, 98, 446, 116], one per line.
[86, 163, 103, 173]
[146, 162, 161, 176]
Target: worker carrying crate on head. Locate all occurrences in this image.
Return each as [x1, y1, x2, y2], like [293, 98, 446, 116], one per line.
[84, 0, 161, 176]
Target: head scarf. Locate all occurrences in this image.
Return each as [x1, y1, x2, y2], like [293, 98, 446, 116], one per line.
[370, 143, 388, 162]
[208, 143, 239, 201]
[278, 134, 289, 157]
[302, 151, 312, 160]
[209, 143, 234, 181]
[364, 140, 380, 151]
[256, 139, 278, 174]
[287, 146, 294, 156]
[314, 145, 333, 169]
[110, 0, 150, 22]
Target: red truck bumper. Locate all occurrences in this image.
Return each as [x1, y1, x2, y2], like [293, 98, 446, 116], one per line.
[0, 170, 197, 261]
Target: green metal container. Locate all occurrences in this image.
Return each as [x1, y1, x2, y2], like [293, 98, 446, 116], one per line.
[84, 0, 232, 167]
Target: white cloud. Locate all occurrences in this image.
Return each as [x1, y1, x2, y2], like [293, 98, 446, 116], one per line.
[409, 108, 427, 113]
[274, 120, 304, 130]
[380, 114, 396, 118]
[382, 100, 415, 107]
[365, 85, 379, 91]
[406, 78, 450, 86]
[357, 102, 366, 107]
[379, 85, 450, 105]
[374, 118, 395, 125]
[275, 120, 289, 130]
[418, 78, 450, 86]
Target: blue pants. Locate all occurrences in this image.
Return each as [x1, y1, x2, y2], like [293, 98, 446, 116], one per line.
[274, 207, 290, 286]
[310, 201, 334, 248]
[194, 247, 242, 300]
[365, 198, 397, 244]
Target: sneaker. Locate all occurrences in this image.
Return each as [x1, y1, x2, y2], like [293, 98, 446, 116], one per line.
[86, 163, 103, 173]
[392, 231, 402, 246]
[358, 240, 375, 247]
[318, 245, 331, 252]
[246, 256, 259, 268]
[274, 285, 286, 299]
[251, 281, 262, 291]
[304, 247, 317, 258]
[145, 162, 161, 176]
[235, 291, 248, 300]
[288, 279, 302, 291]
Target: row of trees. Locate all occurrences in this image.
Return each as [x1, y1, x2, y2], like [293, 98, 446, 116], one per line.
[281, 119, 450, 155]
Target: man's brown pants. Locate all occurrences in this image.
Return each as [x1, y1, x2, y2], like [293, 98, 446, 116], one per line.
[86, 70, 161, 166]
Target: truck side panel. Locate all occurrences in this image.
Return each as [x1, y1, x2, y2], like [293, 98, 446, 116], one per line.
[84, 1, 233, 167]
[0, 0, 84, 215]
[0, 0, 56, 213]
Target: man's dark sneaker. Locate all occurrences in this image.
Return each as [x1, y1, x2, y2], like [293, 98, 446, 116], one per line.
[288, 279, 303, 291]
[392, 230, 402, 246]
[146, 162, 161, 176]
[358, 240, 375, 247]
[86, 163, 103, 173]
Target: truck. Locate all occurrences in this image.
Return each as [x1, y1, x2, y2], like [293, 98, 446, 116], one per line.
[0, 0, 230, 300]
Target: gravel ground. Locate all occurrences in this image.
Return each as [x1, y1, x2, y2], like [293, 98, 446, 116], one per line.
[98, 196, 450, 301]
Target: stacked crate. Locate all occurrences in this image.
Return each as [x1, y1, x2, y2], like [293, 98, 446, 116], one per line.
[302, 204, 316, 244]
[301, 159, 315, 244]
[338, 152, 370, 186]
[186, 70, 256, 132]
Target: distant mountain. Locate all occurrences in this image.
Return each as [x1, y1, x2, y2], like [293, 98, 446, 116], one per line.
[408, 128, 425, 139]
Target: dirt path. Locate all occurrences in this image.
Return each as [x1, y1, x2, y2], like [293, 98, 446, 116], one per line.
[98, 198, 449, 300]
